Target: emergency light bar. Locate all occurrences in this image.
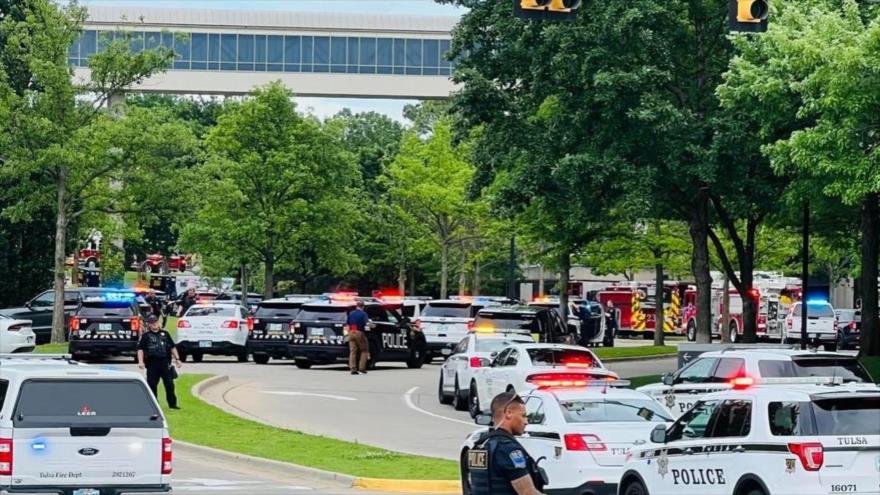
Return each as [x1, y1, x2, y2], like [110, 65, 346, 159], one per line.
[730, 376, 846, 389]
[83, 292, 137, 303]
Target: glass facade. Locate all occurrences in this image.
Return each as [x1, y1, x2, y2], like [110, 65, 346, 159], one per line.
[69, 30, 454, 76]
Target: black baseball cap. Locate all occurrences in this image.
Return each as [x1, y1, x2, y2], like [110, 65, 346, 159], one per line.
[146, 314, 159, 323]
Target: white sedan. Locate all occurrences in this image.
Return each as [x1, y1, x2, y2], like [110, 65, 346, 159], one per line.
[177, 302, 250, 362]
[438, 331, 535, 410]
[461, 384, 672, 495]
[467, 343, 618, 418]
[0, 314, 36, 353]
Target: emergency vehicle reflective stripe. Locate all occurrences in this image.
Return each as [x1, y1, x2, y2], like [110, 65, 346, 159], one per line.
[638, 443, 790, 459]
[631, 292, 646, 331]
[665, 292, 681, 332]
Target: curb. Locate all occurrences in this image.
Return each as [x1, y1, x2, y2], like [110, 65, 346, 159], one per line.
[174, 440, 357, 486]
[188, 376, 461, 493]
[353, 478, 460, 494]
[601, 353, 677, 362]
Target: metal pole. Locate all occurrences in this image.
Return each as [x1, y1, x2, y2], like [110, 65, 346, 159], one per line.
[508, 236, 516, 300]
[801, 201, 810, 350]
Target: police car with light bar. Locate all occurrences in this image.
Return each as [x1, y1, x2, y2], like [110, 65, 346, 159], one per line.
[439, 330, 535, 410]
[637, 348, 873, 418]
[460, 380, 672, 495]
[618, 377, 880, 495]
[468, 343, 618, 418]
[289, 295, 426, 370]
[247, 298, 307, 364]
[0, 354, 172, 495]
[67, 291, 143, 362]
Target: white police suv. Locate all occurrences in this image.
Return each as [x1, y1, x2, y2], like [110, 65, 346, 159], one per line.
[618, 378, 880, 495]
[637, 349, 873, 418]
[461, 381, 673, 495]
[0, 354, 172, 494]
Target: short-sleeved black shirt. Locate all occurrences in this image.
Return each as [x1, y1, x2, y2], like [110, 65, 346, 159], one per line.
[137, 330, 176, 363]
[491, 437, 530, 483]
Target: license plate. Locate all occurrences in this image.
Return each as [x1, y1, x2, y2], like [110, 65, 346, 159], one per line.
[98, 323, 112, 331]
[199, 340, 213, 348]
[309, 328, 325, 338]
[268, 323, 283, 332]
[74, 490, 100, 495]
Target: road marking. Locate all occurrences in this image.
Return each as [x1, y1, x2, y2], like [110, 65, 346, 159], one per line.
[260, 391, 357, 401]
[404, 386, 475, 426]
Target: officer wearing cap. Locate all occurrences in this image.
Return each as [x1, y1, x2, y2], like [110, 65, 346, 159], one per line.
[137, 314, 182, 409]
[466, 392, 546, 495]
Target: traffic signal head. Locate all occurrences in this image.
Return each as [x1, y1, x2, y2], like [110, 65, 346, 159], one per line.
[729, 0, 768, 32]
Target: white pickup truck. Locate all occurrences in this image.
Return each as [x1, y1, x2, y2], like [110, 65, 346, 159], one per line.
[783, 300, 839, 351]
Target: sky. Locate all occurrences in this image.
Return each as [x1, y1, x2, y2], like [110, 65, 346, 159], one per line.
[81, 0, 465, 122]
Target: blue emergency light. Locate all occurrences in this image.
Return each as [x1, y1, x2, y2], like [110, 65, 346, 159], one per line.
[806, 299, 829, 305]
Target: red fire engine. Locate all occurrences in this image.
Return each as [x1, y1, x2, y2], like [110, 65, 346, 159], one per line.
[596, 283, 683, 338]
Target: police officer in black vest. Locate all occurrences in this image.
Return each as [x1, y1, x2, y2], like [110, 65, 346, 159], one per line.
[466, 392, 546, 495]
[137, 315, 182, 409]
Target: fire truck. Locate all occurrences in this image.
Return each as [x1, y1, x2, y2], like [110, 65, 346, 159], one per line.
[713, 276, 803, 342]
[595, 282, 684, 338]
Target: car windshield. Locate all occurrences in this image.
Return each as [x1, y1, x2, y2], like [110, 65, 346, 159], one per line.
[423, 303, 472, 318]
[14, 379, 161, 428]
[474, 313, 538, 332]
[475, 338, 533, 353]
[296, 306, 348, 322]
[559, 398, 672, 423]
[835, 310, 860, 322]
[255, 304, 301, 318]
[811, 397, 880, 436]
[186, 306, 238, 317]
[78, 304, 136, 317]
[793, 303, 835, 318]
[526, 348, 598, 368]
[758, 358, 870, 383]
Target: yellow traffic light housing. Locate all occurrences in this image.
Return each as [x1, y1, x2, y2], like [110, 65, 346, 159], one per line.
[515, 0, 582, 20]
[729, 0, 768, 32]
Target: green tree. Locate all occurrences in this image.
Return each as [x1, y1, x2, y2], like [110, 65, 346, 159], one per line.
[383, 119, 476, 298]
[0, 0, 177, 342]
[719, 0, 880, 356]
[179, 82, 360, 298]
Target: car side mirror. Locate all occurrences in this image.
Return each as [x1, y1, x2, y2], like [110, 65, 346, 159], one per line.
[662, 373, 674, 386]
[489, 351, 498, 358]
[650, 424, 668, 444]
[475, 414, 493, 427]
[25, 301, 33, 310]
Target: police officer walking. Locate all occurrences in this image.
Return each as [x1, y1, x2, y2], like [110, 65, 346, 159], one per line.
[466, 392, 546, 495]
[137, 315, 182, 409]
[347, 300, 370, 375]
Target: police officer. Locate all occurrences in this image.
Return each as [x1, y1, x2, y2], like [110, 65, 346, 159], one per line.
[466, 392, 546, 495]
[178, 287, 197, 316]
[137, 315, 182, 409]
[347, 300, 371, 375]
[144, 290, 162, 318]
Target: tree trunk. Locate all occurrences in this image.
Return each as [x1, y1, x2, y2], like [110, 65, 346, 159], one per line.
[689, 191, 713, 343]
[409, 267, 416, 296]
[263, 252, 275, 299]
[440, 241, 449, 299]
[398, 262, 406, 296]
[741, 293, 758, 344]
[654, 260, 665, 346]
[721, 274, 731, 343]
[559, 250, 571, 320]
[859, 193, 880, 357]
[241, 263, 249, 295]
[50, 169, 69, 345]
[458, 241, 467, 296]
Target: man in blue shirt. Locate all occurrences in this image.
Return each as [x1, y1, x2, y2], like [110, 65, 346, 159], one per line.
[347, 301, 371, 375]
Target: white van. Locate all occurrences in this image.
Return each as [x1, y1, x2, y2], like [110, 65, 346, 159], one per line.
[0, 355, 171, 494]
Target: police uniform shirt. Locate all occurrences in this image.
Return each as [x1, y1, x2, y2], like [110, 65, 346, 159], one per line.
[491, 438, 530, 484]
[469, 431, 533, 495]
[137, 330, 175, 363]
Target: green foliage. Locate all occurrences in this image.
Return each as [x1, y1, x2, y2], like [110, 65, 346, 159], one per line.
[580, 221, 692, 280]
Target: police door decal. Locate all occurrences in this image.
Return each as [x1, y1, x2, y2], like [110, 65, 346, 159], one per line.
[381, 328, 408, 350]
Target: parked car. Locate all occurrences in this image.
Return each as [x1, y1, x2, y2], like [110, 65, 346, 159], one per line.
[834, 308, 861, 349]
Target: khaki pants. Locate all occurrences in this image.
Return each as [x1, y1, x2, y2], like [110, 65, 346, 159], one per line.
[349, 331, 369, 371]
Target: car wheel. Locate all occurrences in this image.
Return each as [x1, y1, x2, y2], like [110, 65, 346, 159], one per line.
[407, 348, 424, 369]
[191, 352, 203, 363]
[438, 374, 453, 405]
[236, 352, 249, 363]
[453, 376, 468, 411]
[622, 479, 649, 495]
[687, 320, 696, 341]
[469, 382, 481, 419]
[729, 322, 739, 343]
[253, 354, 270, 365]
[294, 359, 312, 369]
[178, 351, 188, 363]
[838, 332, 848, 351]
[367, 341, 379, 370]
[742, 486, 767, 495]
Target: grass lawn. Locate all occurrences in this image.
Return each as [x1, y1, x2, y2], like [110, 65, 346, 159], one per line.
[158, 374, 459, 480]
[124, 271, 140, 287]
[861, 356, 880, 383]
[34, 343, 68, 354]
[627, 374, 663, 389]
[595, 345, 677, 360]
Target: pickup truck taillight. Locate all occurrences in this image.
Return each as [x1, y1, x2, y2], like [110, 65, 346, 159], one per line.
[0, 438, 12, 475]
[161, 437, 173, 475]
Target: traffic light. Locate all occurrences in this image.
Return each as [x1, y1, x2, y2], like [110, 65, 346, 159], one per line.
[729, 0, 768, 33]
[514, 0, 582, 21]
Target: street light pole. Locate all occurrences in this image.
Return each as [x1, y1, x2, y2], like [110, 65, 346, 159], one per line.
[801, 201, 810, 350]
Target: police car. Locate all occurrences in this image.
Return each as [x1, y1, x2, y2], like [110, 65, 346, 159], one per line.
[461, 382, 673, 495]
[176, 302, 250, 362]
[468, 344, 617, 418]
[0, 354, 172, 494]
[289, 297, 427, 370]
[474, 306, 576, 344]
[67, 292, 143, 362]
[637, 348, 873, 418]
[247, 298, 306, 364]
[438, 331, 536, 410]
[618, 378, 880, 495]
[418, 299, 484, 360]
